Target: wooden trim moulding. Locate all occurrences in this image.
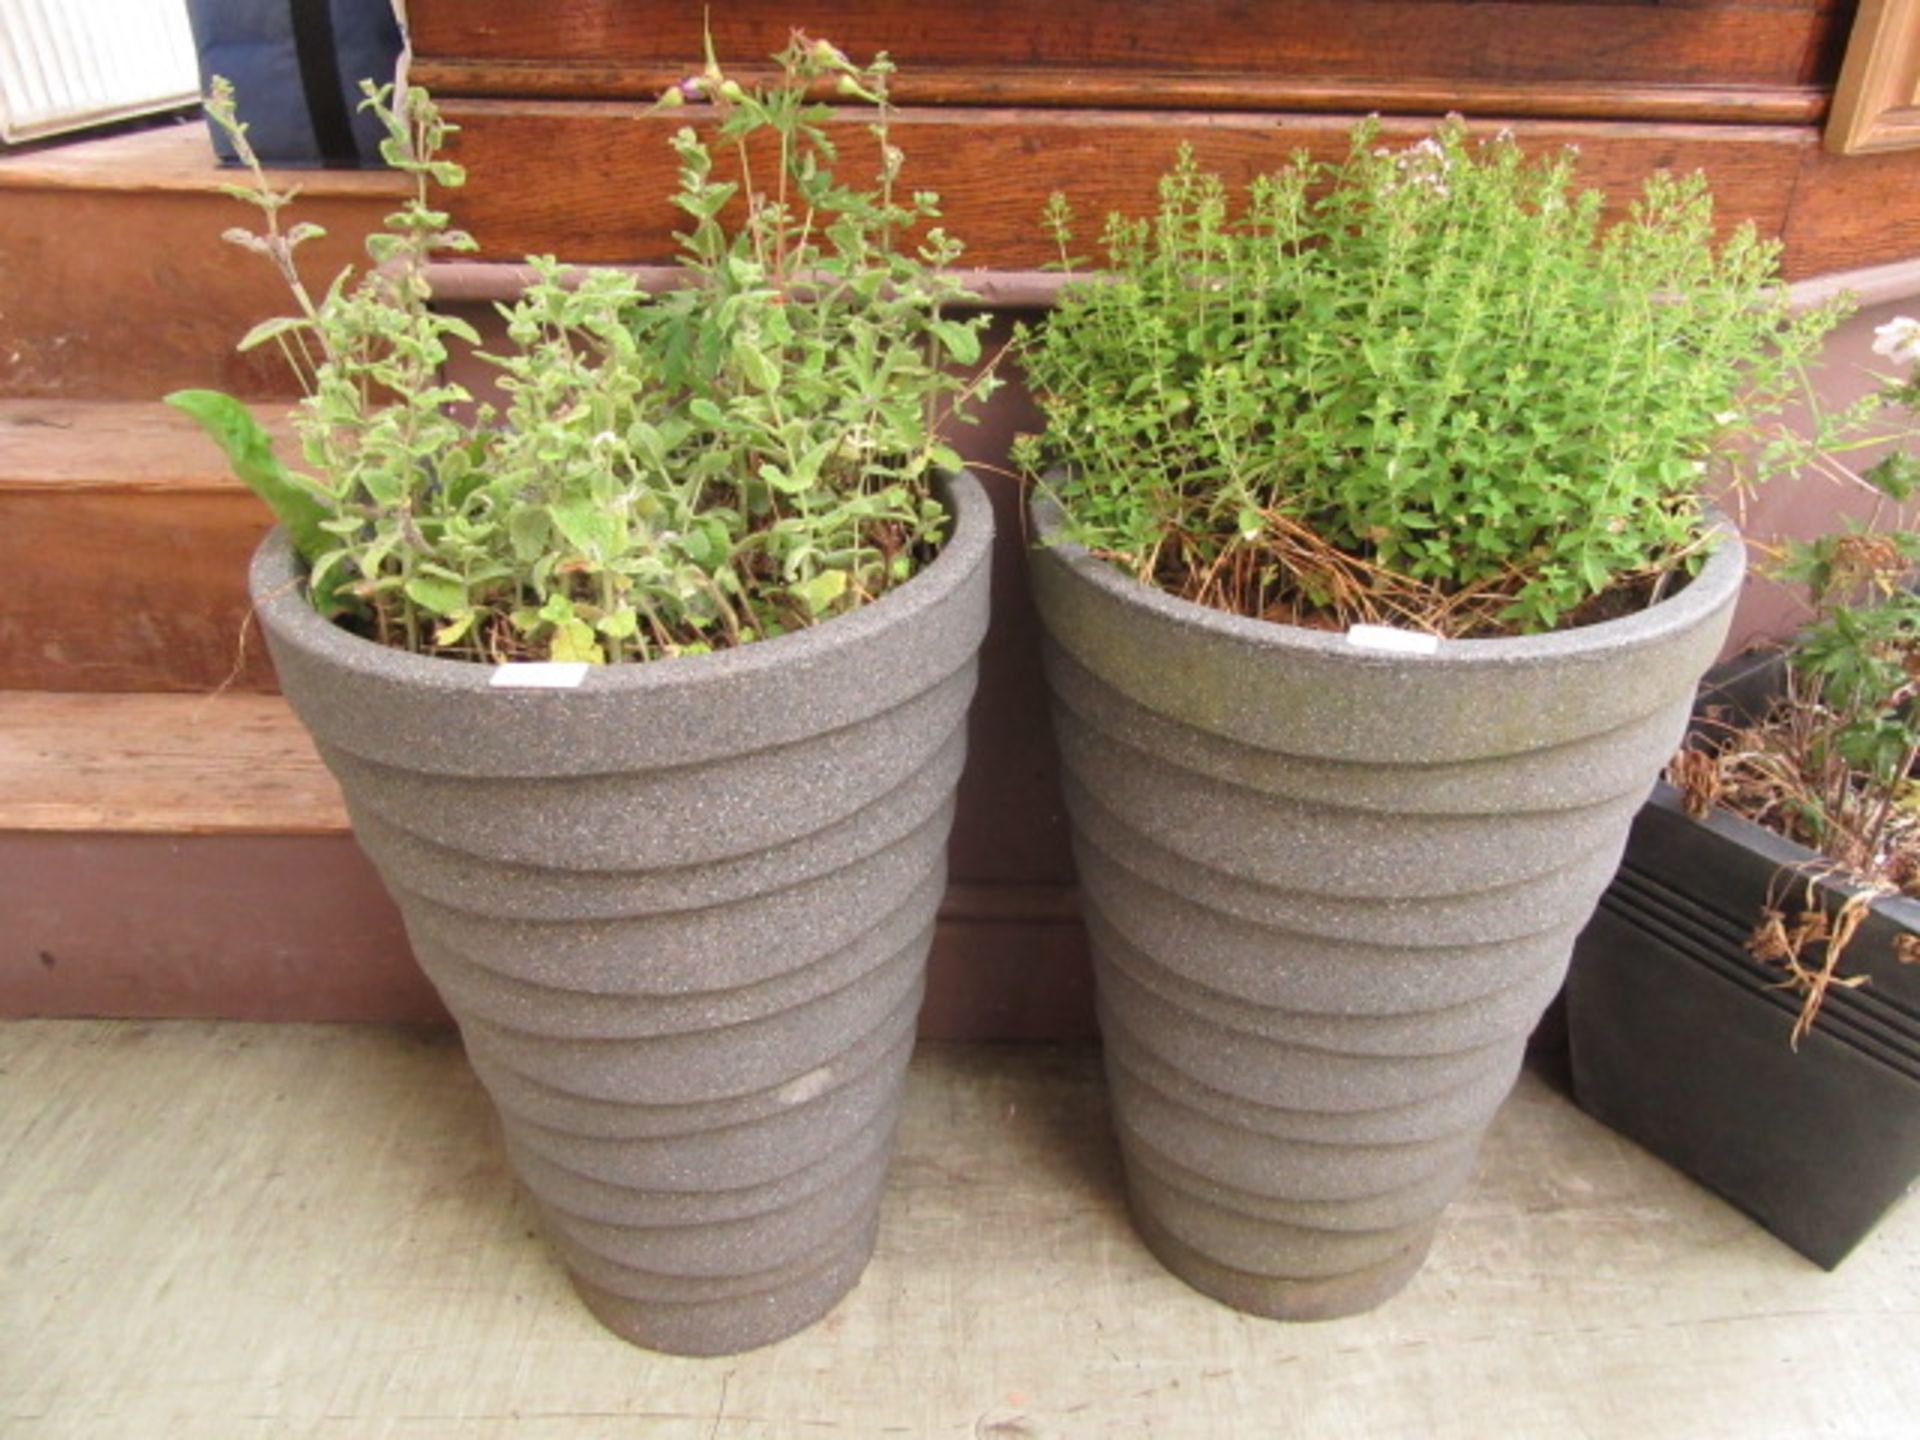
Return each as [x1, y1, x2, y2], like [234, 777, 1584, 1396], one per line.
[410, 61, 1829, 127]
[424, 257, 1920, 315]
[1827, 0, 1920, 153]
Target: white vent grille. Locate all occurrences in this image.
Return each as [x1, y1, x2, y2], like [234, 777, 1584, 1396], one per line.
[0, 0, 199, 144]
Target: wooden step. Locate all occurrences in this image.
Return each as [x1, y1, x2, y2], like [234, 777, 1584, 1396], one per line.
[0, 692, 340, 834]
[0, 123, 401, 400]
[0, 691, 431, 1022]
[0, 691, 1092, 1033]
[0, 398, 288, 692]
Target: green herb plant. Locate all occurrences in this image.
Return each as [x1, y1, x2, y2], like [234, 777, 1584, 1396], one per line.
[1671, 354, 1920, 1038]
[171, 33, 995, 664]
[1012, 120, 1846, 638]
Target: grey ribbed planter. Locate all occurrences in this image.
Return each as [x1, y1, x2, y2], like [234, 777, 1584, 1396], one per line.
[1029, 498, 1744, 1319]
[251, 473, 992, 1355]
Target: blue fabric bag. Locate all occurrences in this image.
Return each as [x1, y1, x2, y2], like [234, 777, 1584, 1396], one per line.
[186, 0, 404, 167]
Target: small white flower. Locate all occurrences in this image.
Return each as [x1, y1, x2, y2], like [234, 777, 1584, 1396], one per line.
[1872, 316, 1920, 365]
[1714, 411, 1739, 426]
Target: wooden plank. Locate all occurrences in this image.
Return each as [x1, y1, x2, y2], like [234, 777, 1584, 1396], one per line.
[0, 129, 394, 401]
[0, 401, 289, 692]
[0, 832, 443, 1023]
[0, 835, 1091, 1030]
[440, 103, 1812, 268]
[1784, 138, 1920, 274]
[0, 398, 294, 492]
[0, 693, 344, 834]
[0, 687, 1080, 916]
[0, 122, 404, 200]
[0, 488, 281, 692]
[409, 0, 1848, 89]
[0, 687, 1091, 1030]
[411, 62, 1829, 125]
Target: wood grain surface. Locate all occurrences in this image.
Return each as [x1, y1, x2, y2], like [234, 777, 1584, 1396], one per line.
[409, 0, 1849, 88]
[0, 400, 288, 691]
[411, 63, 1831, 125]
[0, 693, 341, 834]
[0, 126, 398, 401]
[439, 104, 1813, 268]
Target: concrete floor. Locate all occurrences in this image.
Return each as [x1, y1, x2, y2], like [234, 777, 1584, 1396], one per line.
[1, 1023, 1915, 1439]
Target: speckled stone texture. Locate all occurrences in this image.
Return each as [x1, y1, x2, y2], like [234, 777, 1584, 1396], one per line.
[1029, 498, 1743, 1320]
[250, 474, 992, 1355]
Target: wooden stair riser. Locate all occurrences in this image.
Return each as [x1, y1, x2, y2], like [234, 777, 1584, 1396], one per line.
[0, 832, 1093, 1034]
[0, 662, 1089, 1032]
[0, 399, 289, 693]
[0, 128, 399, 401]
[0, 486, 276, 692]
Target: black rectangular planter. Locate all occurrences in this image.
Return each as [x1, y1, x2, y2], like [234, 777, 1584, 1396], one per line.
[1567, 782, 1920, 1268]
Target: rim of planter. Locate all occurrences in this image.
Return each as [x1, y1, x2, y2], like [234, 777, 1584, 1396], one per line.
[251, 470, 991, 775]
[1029, 491, 1743, 670]
[1643, 780, 1920, 934]
[254, 469, 990, 695]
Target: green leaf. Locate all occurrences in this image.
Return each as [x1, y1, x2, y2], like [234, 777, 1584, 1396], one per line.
[792, 569, 849, 617]
[549, 499, 622, 560]
[689, 397, 727, 427]
[164, 390, 331, 565]
[434, 610, 478, 647]
[1865, 451, 1920, 504]
[930, 319, 981, 366]
[626, 420, 667, 468]
[597, 607, 640, 640]
[549, 618, 606, 664]
[237, 315, 311, 353]
[734, 337, 780, 393]
[760, 461, 810, 496]
[506, 507, 549, 561]
[404, 573, 467, 617]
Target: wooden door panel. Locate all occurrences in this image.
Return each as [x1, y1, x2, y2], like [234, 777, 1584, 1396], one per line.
[440, 101, 1809, 268]
[410, 1, 1849, 95]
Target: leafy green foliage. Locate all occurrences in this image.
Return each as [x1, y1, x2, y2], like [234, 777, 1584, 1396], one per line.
[1678, 513, 1920, 1041]
[1013, 120, 1846, 637]
[1661, 328, 1920, 1041]
[1769, 519, 1920, 813]
[163, 389, 337, 609]
[188, 39, 995, 663]
[1666, 514, 1920, 890]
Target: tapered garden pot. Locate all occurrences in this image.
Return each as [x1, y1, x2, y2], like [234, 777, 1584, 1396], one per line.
[1029, 497, 1744, 1319]
[252, 473, 992, 1355]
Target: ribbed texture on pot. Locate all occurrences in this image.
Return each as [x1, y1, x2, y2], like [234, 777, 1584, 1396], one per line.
[1029, 499, 1743, 1319]
[251, 474, 992, 1355]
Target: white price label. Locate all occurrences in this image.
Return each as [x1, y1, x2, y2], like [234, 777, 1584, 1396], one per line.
[1346, 624, 1441, 656]
[489, 662, 592, 689]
